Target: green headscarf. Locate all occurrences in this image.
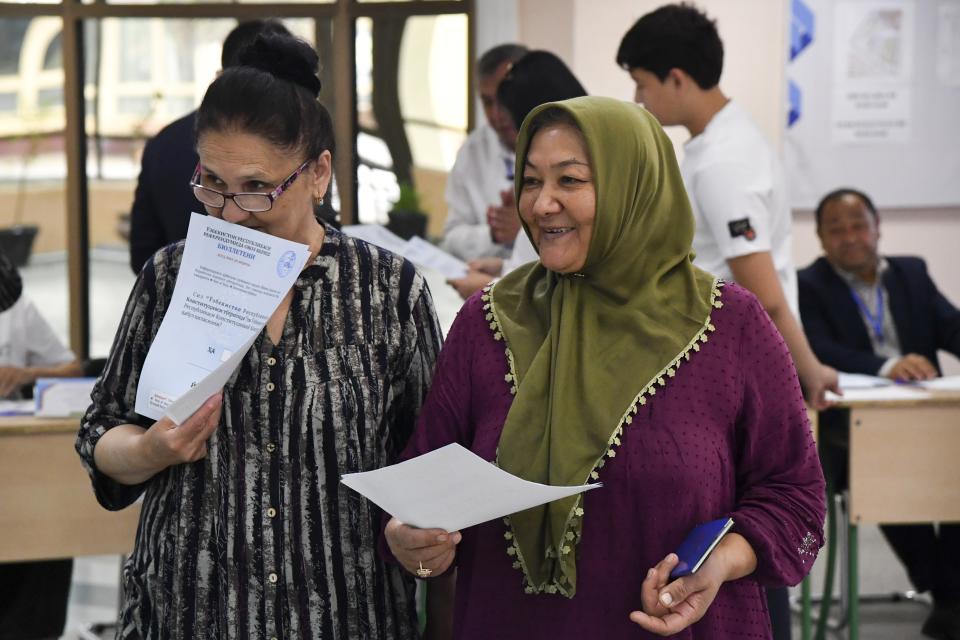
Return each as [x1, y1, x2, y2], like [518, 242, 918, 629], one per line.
[489, 96, 720, 597]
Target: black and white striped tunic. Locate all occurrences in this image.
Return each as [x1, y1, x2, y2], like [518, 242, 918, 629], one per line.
[77, 227, 441, 639]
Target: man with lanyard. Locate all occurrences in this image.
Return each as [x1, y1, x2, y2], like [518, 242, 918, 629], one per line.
[441, 44, 527, 261]
[799, 187, 960, 639]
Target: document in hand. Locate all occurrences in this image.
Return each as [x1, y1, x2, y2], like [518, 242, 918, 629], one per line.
[134, 212, 311, 424]
[341, 443, 601, 532]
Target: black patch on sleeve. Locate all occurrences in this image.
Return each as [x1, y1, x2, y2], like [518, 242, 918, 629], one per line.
[728, 217, 757, 241]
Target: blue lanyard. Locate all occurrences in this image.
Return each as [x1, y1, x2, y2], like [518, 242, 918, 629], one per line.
[850, 284, 884, 345]
[503, 156, 515, 181]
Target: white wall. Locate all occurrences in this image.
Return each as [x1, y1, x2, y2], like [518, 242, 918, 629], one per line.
[475, 0, 519, 63]
[503, 0, 960, 373]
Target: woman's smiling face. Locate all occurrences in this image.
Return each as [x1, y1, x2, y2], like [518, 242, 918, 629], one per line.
[519, 122, 596, 274]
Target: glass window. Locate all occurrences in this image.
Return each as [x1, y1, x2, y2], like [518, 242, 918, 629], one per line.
[0, 18, 69, 352]
[43, 31, 61, 71]
[99, 0, 333, 4]
[0, 19, 31, 74]
[354, 13, 467, 230]
[83, 17, 322, 356]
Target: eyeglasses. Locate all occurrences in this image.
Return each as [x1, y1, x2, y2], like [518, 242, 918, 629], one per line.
[190, 159, 312, 213]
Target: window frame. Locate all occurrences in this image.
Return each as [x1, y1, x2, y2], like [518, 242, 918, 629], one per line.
[0, 0, 474, 358]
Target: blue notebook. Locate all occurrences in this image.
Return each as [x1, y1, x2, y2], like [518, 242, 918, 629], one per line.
[670, 517, 735, 579]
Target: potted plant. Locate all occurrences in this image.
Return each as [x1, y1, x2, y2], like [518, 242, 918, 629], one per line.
[386, 182, 428, 241]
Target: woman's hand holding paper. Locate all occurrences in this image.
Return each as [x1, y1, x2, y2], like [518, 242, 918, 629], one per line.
[384, 517, 461, 579]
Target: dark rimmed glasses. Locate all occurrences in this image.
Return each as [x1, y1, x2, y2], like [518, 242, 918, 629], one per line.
[190, 159, 312, 213]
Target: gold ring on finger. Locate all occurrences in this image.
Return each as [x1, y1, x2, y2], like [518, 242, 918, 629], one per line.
[416, 561, 432, 578]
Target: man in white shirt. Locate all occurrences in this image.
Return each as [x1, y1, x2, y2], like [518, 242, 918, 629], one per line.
[441, 44, 527, 262]
[0, 251, 80, 640]
[0, 295, 81, 397]
[617, 4, 836, 410]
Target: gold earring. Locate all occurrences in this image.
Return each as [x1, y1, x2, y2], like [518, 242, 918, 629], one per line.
[314, 195, 323, 206]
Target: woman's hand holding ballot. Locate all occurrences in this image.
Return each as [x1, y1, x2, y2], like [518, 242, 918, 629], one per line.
[93, 393, 223, 486]
[385, 517, 462, 579]
[629, 533, 758, 635]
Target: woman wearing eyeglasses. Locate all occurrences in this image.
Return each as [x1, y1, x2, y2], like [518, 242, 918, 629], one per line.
[77, 34, 441, 640]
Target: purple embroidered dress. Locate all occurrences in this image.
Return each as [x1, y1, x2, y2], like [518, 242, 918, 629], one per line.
[399, 283, 825, 639]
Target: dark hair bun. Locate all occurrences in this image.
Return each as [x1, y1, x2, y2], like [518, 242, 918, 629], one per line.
[239, 33, 322, 97]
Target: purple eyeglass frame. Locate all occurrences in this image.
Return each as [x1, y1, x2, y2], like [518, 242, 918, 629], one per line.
[190, 159, 312, 213]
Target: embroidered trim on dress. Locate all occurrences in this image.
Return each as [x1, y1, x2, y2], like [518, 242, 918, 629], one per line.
[483, 279, 725, 596]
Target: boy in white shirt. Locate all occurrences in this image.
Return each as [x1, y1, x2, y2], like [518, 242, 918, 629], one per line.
[617, 4, 837, 411]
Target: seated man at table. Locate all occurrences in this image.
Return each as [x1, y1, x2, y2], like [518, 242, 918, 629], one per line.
[799, 187, 960, 639]
[441, 43, 527, 262]
[0, 251, 80, 640]
[0, 286, 82, 399]
[799, 187, 960, 381]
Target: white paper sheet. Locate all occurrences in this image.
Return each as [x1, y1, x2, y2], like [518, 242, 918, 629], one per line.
[34, 377, 97, 417]
[826, 385, 931, 403]
[135, 213, 310, 423]
[401, 237, 469, 280]
[838, 372, 892, 389]
[917, 375, 960, 391]
[0, 400, 35, 416]
[342, 225, 469, 280]
[340, 443, 601, 532]
[341, 224, 409, 255]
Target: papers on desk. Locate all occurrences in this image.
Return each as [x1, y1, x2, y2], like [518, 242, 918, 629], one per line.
[832, 371, 960, 401]
[837, 372, 891, 389]
[342, 225, 469, 280]
[917, 375, 960, 391]
[341, 443, 601, 532]
[402, 237, 468, 279]
[826, 386, 932, 402]
[34, 377, 97, 417]
[135, 213, 311, 424]
[0, 399, 34, 416]
[342, 223, 408, 254]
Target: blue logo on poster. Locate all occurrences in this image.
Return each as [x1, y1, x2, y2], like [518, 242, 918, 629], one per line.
[788, 80, 802, 128]
[790, 0, 815, 61]
[277, 250, 297, 277]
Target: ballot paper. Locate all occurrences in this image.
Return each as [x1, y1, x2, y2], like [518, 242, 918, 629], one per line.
[837, 372, 892, 389]
[34, 377, 97, 417]
[341, 443, 601, 532]
[0, 400, 34, 416]
[341, 224, 408, 255]
[401, 237, 469, 279]
[135, 212, 310, 423]
[917, 375, 960, 391]
[825, 386, 932, 403]
[342, 225, 469, 280]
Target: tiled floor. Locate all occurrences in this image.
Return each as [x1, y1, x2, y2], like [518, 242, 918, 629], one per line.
[13, 251, 942, 639]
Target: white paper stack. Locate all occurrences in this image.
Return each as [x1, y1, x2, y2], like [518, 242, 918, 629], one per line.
[34, 377, 97, 417]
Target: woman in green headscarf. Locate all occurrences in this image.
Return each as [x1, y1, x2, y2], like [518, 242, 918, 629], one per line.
[384, 97, 825, 639]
